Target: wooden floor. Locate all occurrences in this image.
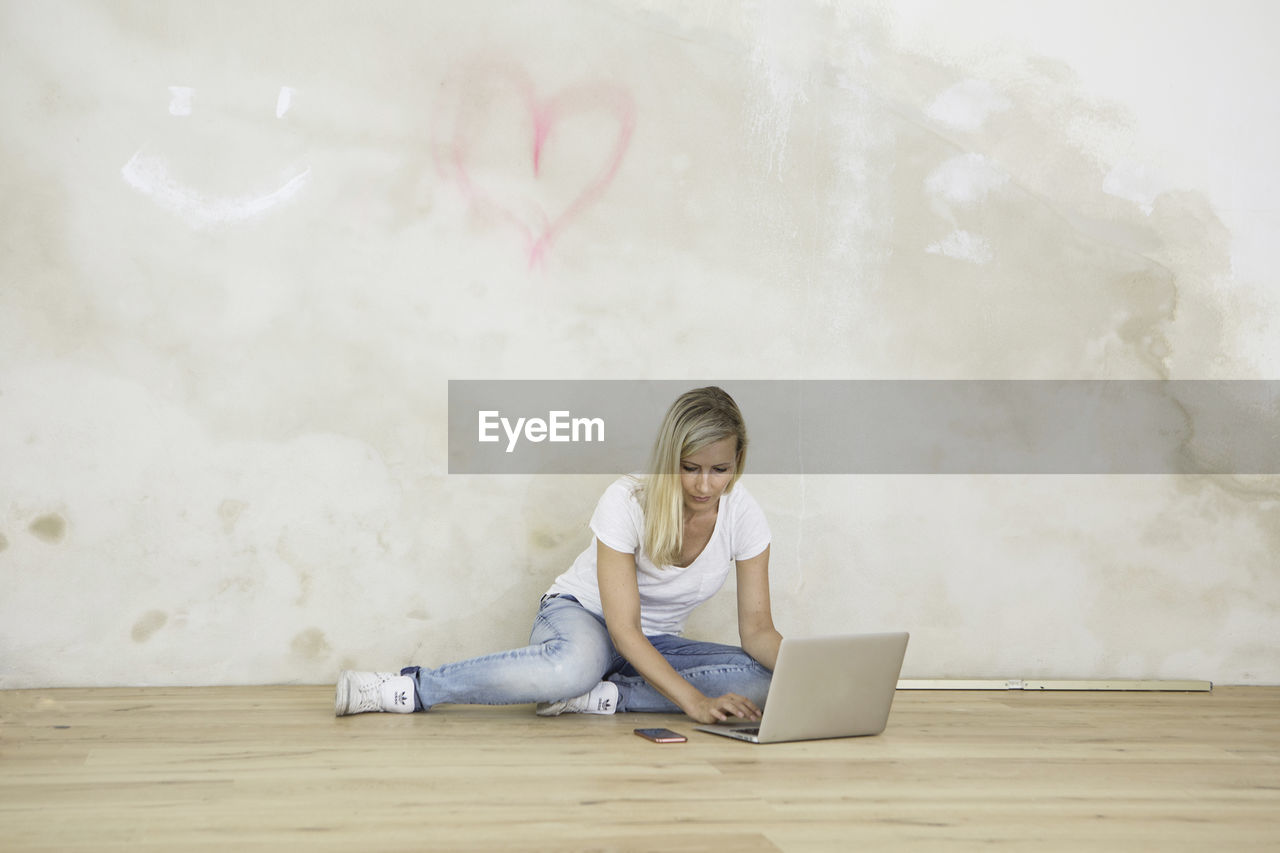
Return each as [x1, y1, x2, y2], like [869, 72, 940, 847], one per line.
[1, 686, 1278, 852]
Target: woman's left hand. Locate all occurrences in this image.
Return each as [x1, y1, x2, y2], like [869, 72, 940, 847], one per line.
[687, 692, 762, 724]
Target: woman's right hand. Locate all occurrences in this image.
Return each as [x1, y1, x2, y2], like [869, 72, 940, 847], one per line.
[687, 692, 762, 725]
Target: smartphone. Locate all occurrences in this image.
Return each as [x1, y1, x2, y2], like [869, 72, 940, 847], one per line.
[634, 727, 687, 743]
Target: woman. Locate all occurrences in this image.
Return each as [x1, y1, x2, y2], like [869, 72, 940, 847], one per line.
[335, 386, 781, 724]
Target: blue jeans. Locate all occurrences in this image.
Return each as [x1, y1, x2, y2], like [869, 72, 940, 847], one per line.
[400, 595, 772, 713]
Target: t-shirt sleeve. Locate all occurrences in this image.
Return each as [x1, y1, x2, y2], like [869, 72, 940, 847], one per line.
[589, 479, 642, 555]
[731, 486, 771, 561]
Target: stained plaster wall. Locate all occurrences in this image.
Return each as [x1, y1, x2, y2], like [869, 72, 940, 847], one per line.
[1, 0, 1277, 687]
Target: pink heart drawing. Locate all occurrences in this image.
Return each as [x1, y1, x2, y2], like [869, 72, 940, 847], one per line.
[438, 64, 636, 268]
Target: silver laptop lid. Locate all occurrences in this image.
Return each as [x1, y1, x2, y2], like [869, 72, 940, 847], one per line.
[754, 632, 909, 743]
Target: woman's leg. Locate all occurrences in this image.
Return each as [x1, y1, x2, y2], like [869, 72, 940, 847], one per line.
[402, 596, 615, 710]
[607, 635, 773, 714]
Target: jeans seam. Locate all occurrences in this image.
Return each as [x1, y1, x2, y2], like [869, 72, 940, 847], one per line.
[609, 662, 767, 683]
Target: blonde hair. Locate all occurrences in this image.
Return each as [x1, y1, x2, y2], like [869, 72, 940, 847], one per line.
[637, 386, 748, 567]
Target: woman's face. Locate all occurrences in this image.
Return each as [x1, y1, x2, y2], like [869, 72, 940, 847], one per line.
[680, 435, 738, 514]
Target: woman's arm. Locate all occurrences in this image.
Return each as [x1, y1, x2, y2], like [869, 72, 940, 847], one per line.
[597, 540, 762, 724]
[736, 546, 782, 671]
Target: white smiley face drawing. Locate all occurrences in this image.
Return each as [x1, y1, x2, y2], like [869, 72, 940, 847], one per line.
[121, 85, 312, 229]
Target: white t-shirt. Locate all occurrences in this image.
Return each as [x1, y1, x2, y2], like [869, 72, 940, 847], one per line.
[544, 476, 771, 636]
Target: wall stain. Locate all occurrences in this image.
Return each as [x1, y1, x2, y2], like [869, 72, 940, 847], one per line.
[274, 533, 315, 605]
[28, 513, 67, 544]
[295, 570, 313, 606]
[0, 532, 8, 553]
[218, 499, 248, 534]
[528, 528, 560, 549]
[131, 610, 168, 643]
[291, 628, 331, 661]
[217, 575, 258, 595]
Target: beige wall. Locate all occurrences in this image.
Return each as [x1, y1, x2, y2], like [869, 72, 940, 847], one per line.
[1, 0, 1276, 687]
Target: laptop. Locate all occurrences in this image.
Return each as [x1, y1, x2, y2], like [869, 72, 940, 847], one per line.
[695, 632, 909, 744]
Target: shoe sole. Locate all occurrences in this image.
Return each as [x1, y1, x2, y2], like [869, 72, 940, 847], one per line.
[334, 671, 350, 716]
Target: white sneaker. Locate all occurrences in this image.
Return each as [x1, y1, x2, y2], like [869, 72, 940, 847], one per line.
[334, 671, 416, 716]
[536, 681, 619, 716]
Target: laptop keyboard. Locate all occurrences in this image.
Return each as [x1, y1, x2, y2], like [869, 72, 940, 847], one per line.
[735, 727, 760, 736]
